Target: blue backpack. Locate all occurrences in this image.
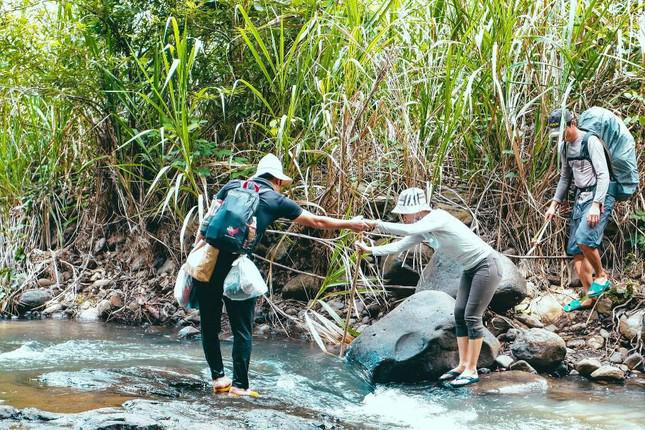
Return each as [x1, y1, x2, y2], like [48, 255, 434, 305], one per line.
[575, 107, 639, 201]
[203, 181, 267, 254]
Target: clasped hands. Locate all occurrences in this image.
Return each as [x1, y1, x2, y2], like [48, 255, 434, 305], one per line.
[346, 217, 377, 254]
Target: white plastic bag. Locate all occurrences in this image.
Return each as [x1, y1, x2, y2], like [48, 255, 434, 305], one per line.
[174, 264, 195, 308]
[223, 255, 268, 300]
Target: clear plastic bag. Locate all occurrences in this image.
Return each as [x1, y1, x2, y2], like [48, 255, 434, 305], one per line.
[174, 264, 196, 309]
[223, 255, 268, 300]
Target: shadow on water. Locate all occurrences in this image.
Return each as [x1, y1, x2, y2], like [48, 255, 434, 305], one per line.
[0, 320, 644, 429]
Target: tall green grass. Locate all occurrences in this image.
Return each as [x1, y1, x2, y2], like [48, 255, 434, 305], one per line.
[1, 0, 643, 304]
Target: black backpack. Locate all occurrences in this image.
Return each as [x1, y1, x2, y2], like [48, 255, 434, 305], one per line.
[203, 181, 267, 253]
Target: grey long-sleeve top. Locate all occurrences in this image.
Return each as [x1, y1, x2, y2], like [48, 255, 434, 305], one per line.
[553, 135, 610, 204]
[367, 209, 495, 270]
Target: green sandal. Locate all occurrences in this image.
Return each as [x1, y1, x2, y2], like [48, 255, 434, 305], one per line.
[563, 297, 595, 312]
[588, 279, 611, 298]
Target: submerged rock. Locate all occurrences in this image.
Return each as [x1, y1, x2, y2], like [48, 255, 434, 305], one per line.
[17, 289, 52, 311]
[346, 291, 499, 383]
[473, 371, 548, 395]
[510, 328, 566, 371]
[575, 357, 602, 377]
[416, 251, 527, 313]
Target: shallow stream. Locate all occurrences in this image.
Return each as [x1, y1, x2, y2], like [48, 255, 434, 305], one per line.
[0, 321, 643, 429]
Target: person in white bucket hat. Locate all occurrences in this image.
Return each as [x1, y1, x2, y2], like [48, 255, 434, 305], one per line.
[253, 153, 293, 186]
[356, 187, 502, 387]
[194, 153, 371, 397]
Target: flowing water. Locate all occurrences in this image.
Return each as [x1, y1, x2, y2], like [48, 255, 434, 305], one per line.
[0, 320, 643, 429]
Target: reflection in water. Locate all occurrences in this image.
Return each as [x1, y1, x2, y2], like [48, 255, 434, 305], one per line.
[0, 320, 643, 429]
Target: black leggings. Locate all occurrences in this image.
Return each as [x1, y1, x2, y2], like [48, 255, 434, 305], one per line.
[454, 254, 501, 339]
[193, 252, 257, 389]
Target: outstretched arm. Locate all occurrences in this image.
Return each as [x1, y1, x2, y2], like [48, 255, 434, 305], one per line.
[356, 234, 424, 256]
[294, 210, 371, 233]
[375, 214, 439, 237]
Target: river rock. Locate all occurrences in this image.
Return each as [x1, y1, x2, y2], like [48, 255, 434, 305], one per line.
[75, 412, 163, 430]
[495, 355, 514, 369]
[78, 307, 100, 321]
[575, 357, 602, 376]
[509, 360, 537, 374]
[0, 406, 19, 419]
[596, 297, 613, 316]
[472, 371, 548, 395]
[42, 303, 64, 316]
[510, 328, 566, 371]
[624, 353, 643, 370]
[416, 251, 527, 313]
[528, 295, 563, 324]
[383, 256, 421, 288]
[587, 335, 604, 350]
[109, 292, 124, 308]
[566, 339, 586, 349]
[619, 310, 644, 340]
[178, 326, 200, 339]
[37, 278, 55, 288]
[590, 365, 625, 384]
[515, 314, 544, 329]
[281, 275, 321, 301]
[488, 316, 513, 336]
[91, 279, 112, 289]
[346, 291, 500, 382]
[156, 258, 176, 276]
[96, 300, 112, 318]
[17, 289, 52, 311]
[609, 351, 625, 364]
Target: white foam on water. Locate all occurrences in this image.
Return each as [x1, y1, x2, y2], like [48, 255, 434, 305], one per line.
[346, 386, 477, 430]
[0, 339, 203, 369]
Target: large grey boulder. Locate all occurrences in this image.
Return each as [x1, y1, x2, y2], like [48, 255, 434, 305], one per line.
[17, 289, 52, 311]
[416, 251, 527, 313]
[511, 328, 566, 371]
[346, 291, 500, 383]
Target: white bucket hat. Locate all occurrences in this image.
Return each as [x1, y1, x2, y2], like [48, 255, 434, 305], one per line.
[253, 154, 293, 186]
[391, 187, 432, 214]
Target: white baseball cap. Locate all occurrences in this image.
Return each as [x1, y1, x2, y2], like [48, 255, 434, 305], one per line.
[391, 188, 432, 214]
[253, 154, 293, 185]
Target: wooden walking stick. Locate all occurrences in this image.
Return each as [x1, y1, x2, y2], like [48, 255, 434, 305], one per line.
[340, 233, 364, 357]
[526, 219, 550, 257]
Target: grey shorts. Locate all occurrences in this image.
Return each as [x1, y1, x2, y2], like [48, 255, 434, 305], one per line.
[566, 193, 615, 256]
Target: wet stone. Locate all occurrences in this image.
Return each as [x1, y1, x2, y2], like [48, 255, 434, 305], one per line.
[178, 326, 200, 339]
[590, 365, 625, 384]
[575, 358, 602, 377]
[509, 360, 537, 374]
[587, 335, 604, 350]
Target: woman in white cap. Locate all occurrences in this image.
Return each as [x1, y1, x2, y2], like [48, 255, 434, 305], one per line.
[355, 187, 501, 387]
[195, 153, 370, 396]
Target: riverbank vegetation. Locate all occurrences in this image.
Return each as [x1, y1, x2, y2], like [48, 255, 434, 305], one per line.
[1, 1, 643, 328]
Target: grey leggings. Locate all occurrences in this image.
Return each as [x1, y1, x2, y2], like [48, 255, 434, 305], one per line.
[454, 254, 501, 339]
